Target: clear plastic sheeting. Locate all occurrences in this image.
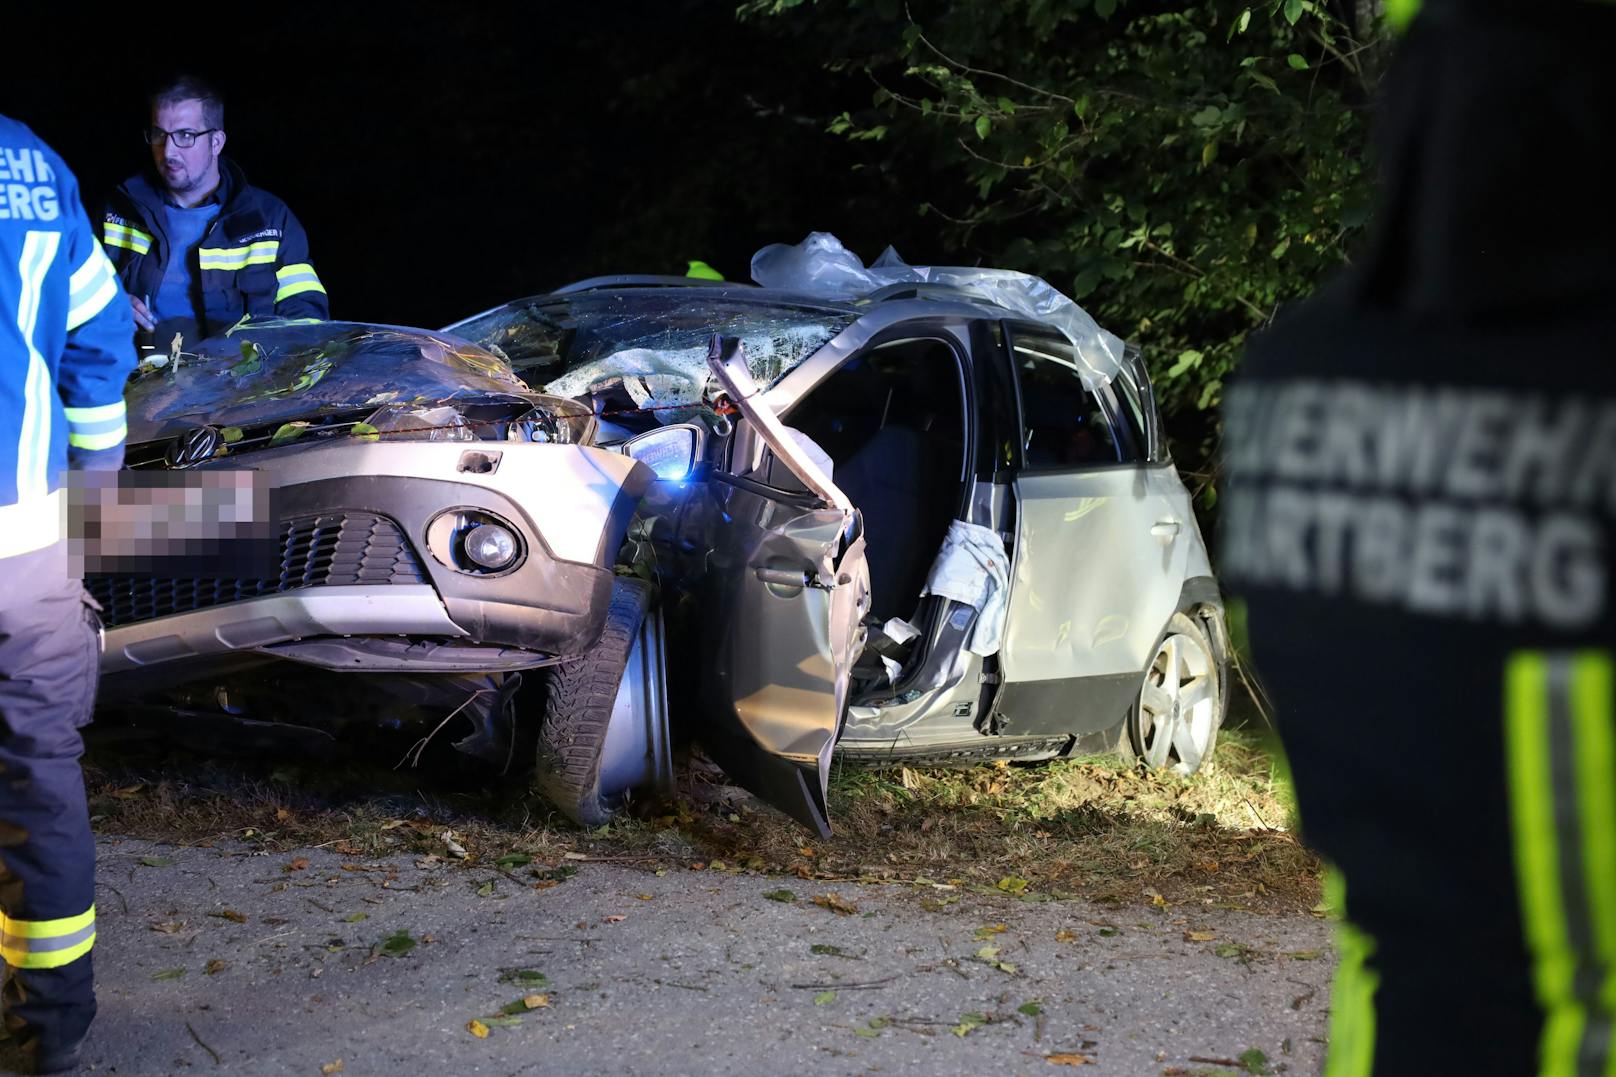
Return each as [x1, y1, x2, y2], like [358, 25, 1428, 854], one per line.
[126, 320, 539, 444]
[452, 292, 858, 421]
[922, 520, 1011, 657]
[751, 232, 1126, 390]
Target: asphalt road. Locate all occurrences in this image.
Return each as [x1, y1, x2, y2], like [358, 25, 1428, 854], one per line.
[18, 837, 1334, 1076]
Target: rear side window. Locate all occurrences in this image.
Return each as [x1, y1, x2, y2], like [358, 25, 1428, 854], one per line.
[1011, 334, 1144, 468]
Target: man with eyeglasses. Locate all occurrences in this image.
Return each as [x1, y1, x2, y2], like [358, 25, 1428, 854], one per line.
[101, 74, 327, 354]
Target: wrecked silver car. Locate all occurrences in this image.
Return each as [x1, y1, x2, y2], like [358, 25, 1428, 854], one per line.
[94, 243, 1227, 838]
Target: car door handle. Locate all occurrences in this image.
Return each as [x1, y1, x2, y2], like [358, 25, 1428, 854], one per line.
[756, 566, 835, 590]
[1150, 519, 1180, 541]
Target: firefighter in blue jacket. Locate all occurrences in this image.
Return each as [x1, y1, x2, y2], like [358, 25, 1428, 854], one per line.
[0, 113, 136, 1074]
[102, 74, 327, 353]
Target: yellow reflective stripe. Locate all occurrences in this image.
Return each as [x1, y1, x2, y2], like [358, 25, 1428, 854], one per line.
[274, 262, 325, 303]
[63, 401, 126, 424]
[1322, 869, 1378, 1077]
[1, 933, 95, 969]
[68, 426, 127, 450]
[102, 221, 151, 254]
[1507, 651, 1611, 1077]
[198, 240, 280, 270]
[1576, 655, 1616, 959]
[276, 280, 327, 302]
[0, 906, 95, 939]
[0, 905, 96, 969]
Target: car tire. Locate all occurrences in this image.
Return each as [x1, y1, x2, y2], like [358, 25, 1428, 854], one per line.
[1123, 611, 1224, 776]
[534, 576, 653, 827]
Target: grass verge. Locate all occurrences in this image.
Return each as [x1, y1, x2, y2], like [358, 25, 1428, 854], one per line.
[84, 724, 1320, 915]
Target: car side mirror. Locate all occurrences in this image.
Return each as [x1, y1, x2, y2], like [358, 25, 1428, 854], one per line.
[622, 423, 705, 481]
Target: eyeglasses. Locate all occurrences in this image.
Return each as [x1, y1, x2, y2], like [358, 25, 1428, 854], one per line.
[142, 127, 218, 148]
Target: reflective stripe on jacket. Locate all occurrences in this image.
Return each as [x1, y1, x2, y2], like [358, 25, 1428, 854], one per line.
[1, 114, 136, 559]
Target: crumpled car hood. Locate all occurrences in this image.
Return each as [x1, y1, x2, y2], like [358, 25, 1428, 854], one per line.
[127, 320, 535, 445]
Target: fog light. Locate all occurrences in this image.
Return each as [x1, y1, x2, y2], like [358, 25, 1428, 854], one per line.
[463, 523, 517, 569]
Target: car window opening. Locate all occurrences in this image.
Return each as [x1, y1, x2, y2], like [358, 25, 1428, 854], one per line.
[781, 337, 968, 628]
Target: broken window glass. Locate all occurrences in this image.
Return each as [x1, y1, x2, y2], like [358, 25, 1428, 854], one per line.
[453, 292, 858, 422]
[126, 319, 557, 445]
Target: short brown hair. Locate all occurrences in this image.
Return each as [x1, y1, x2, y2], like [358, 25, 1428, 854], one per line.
[150, 75, 224, 130]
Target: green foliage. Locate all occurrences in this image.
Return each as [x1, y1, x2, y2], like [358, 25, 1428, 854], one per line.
[741, 0, 1388, 482]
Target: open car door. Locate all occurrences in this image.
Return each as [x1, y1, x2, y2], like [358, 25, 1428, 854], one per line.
[697, 336, 870, 836]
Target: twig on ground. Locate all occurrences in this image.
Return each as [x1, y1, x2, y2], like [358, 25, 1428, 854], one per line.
[790, 976, 901, 991]
[97, 881, 130, 916]
[186, 1022, 222, 1065]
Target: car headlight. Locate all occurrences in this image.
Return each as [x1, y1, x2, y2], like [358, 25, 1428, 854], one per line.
[463, 523, 518, 570]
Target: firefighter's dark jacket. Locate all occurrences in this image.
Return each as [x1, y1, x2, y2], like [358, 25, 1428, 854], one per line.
[101, 158, 327, 338]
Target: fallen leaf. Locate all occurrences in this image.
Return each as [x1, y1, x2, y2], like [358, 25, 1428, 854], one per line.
[210, 909, 248, 924]
[482, 1016, 522, 1029]
[1240, 1047, 1274, 1075]
[810, 944, 852, 957]
[321, 1063, 343, 1075]
[285, 857, 311, 873]
[635, 894, 653, 901]
[343, 912, 368, 923]
[1018, 1001, 1043, 1016]
[276, 808, 292, 822]
[204, 959, 229, 975]
[1286, 949, 1321, 960]
[374, 930, 416, 958]
[442, 831, 468, 859]
[975, 945, 1001, 959]
[763, 889, 796, 903]
[476, 881, 495, 897]
[1185, 930, 1216, 942]
[997, 876, 1031, 895]
[813, 991, 836, 1006]
[113, 783, 145, 798]
[811, 893, 858, 915]
[380, 819, 408, 831]
[150, 920, 186, 934]
[523, 994, 549, 1009]
[499, 969, 549, 987]
[952, 1012, 989, 1037]
[604, 915, 626, 923]
[495, 853, 533, 869]
[1146, 890, 1169, 907]
[1045, 1052, 1095, 1066]
[466, 1019, 489, 1039]
[150, 968, 187, 981]
[974, 923, 1008, 939]
[1055, 929, 1078, 943]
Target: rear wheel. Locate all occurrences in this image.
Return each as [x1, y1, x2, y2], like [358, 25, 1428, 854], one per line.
[1125, 611, 1223, 775]
[534, 577, 665, 826]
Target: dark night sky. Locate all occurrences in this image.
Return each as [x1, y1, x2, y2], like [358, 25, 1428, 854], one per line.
[5, 3, 955, 330]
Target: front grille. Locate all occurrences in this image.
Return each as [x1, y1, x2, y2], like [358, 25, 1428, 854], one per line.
[87, 512, 427, 628]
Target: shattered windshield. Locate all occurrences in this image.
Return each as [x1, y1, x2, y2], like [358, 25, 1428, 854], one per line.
[452, 290, 859, 420]
[127, 320, 537, 444]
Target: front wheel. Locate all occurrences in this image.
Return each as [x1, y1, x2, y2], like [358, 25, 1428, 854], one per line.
[1125, 611, 1224, 776]
[534, 577, 670, 826]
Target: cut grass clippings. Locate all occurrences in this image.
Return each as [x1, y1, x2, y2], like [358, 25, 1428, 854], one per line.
[83, 726, 1320, 914]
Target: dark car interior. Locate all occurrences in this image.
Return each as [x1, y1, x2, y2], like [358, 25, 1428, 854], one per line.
[771, 338, 968, 623]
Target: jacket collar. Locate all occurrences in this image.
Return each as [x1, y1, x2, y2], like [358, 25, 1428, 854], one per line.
[119, 156, 248, 221]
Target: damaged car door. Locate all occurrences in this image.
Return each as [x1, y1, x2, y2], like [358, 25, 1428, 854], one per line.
[695, 336, 870, 836]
